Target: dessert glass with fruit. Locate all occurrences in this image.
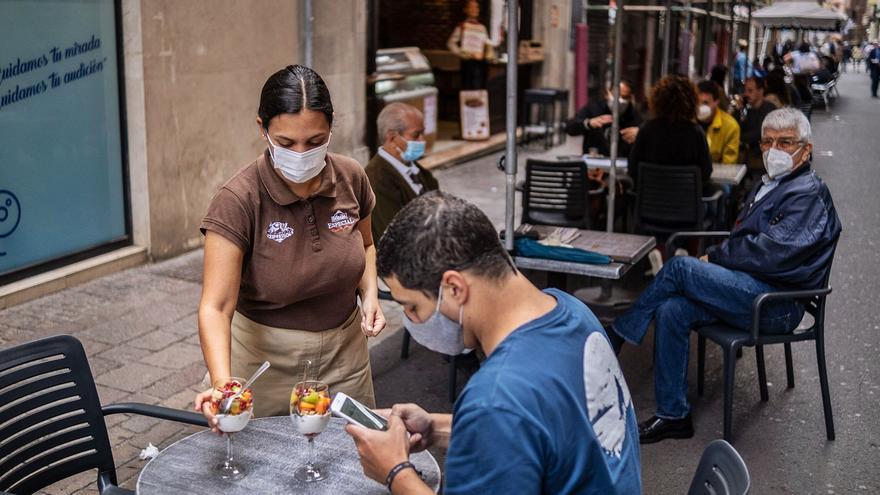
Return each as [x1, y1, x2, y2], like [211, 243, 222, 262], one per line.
[210, 377, 254, 480]
[289, 380, 331, 482]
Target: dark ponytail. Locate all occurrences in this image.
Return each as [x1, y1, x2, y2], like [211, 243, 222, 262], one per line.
[258, 65, 334, 129]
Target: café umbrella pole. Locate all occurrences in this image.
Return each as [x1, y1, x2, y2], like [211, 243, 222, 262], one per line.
[607, 0, 624, 233]
[504, 0, 519, 252]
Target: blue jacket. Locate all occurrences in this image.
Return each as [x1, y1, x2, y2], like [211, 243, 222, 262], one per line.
[707, 163, 841, 290]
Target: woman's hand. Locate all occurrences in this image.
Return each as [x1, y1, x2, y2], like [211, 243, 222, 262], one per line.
[361, 295, 387, 337]
[193, 388, 222, 435]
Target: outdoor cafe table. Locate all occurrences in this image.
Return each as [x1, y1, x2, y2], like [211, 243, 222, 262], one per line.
[513, 225, 657, 281]
[580, 157, 748, 186]
[136, 417, 442, 494]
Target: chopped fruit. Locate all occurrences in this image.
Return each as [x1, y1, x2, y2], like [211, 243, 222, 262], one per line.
[291, 385, 330, 417]
[210, 379, 253, 416]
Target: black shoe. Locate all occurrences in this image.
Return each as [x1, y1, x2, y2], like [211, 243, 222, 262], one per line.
[638, 414, 694, 444]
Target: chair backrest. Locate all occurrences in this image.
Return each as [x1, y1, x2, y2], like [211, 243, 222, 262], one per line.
[634, 162, 704, 234]
[687, 440, 751, 495]
[803, 244, 837, 324]
[522, 159, 591, 229]
[0, 335, 115, 494]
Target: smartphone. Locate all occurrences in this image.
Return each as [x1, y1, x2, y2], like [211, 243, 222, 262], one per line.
[330, 392, 388, 431]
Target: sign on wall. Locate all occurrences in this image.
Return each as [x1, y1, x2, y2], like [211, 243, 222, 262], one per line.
[0, 0, 128, 278]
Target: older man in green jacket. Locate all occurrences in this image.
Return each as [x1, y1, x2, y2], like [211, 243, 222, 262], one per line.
[366, 102, 439, 241]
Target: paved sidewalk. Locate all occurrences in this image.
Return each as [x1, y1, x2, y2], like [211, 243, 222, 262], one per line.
[0, 247, 416, 493]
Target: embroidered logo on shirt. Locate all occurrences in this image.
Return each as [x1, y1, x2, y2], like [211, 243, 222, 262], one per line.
[266, 221, 294, 243]
[327, 210, 356, 233]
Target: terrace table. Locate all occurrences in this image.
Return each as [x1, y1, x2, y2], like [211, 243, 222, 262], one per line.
[555, 155, 748, 186]
[513, 224, 656, 281]
[512, 225, 656, 324]
[137, 417, 442, 494]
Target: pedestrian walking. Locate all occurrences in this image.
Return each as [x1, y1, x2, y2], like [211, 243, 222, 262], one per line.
[868, 41, 880, 98]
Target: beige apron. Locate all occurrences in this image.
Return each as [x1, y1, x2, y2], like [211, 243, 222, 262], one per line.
[230, 308, 375, 417]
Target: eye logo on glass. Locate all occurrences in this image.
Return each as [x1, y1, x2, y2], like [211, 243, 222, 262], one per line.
[0, 190, 21, 257]
[327, 210, 356, 233]
[266, 221, 294, 243]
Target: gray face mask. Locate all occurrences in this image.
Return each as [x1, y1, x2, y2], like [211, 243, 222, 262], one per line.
[403, 285, 466, 356]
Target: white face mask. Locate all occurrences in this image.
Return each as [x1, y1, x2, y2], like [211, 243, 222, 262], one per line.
[607, 96, 629, 110]
[403, 285, 466, 356]
[697, 104, 713, 122]
[763, 146, 802, 179]
[266, 133, 331, 183]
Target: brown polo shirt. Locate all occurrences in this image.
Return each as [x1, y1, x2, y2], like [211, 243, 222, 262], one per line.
[201, 150, 375, 331]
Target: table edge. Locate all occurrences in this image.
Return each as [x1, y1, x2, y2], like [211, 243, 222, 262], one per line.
[135, 417, 443, 494]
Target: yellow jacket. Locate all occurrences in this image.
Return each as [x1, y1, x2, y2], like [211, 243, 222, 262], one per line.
[705, 110, 741, 164]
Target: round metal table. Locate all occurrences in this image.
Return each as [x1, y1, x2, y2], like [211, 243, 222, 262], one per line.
[136, 417, 441, 494]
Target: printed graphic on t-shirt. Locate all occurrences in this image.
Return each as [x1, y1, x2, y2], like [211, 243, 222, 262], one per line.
[328, 210, 357, 233]
[583, 332, 633, 458]
[266, 221, 294, 243]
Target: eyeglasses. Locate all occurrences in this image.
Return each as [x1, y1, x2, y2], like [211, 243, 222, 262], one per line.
[759, 137, 803, 150]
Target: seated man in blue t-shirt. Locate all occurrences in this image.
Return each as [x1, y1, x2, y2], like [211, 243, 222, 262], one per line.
[345, 191, 642, 494]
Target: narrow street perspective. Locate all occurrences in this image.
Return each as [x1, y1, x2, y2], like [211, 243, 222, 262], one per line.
[3, 1, 879, 494]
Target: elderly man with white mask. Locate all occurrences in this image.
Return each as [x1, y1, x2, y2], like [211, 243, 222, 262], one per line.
[608, 107, 842, 444]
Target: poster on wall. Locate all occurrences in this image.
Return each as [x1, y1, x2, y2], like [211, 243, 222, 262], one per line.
[0, 0, 127, 278]
[459, 90, 490, 141]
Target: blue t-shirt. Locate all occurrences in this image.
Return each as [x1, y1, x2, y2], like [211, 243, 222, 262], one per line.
[445, 289, 641, 494]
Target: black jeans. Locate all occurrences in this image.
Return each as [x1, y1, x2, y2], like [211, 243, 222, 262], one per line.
[460, 59, 487, 90]
[870, 66, 879, 97]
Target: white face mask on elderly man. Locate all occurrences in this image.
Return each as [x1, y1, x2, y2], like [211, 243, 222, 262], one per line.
[763, 146, 802, 179]
[402, 285, 467, 356]
[266, 133, 331, 183]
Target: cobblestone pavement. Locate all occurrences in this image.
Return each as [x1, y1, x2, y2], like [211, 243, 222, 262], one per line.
[2, 71, 878, 494]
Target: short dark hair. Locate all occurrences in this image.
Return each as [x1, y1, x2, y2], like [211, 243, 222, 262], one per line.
[745, 76, 766, 91]
[697, 80, 722, 101]
[377, 191, 516, 294]
[709, 64, 728, 86]
[258, 65, 334, 130]
[765, 69, 791, 106]
[649, 74, 698, 122]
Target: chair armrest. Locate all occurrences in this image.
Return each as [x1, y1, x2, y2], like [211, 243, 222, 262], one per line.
[102, 402, 209, 427]
[588, 185, 606, 196]
[701, 189, 723, 203]
[750, 287, 833, 340]
[665, 231, 730, 258]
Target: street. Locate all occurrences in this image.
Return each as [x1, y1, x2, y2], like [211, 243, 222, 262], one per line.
[1, 71, 878, 494]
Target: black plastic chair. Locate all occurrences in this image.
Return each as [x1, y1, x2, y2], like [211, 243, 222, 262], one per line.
[633, 163, 720, 239]
[687, 439, 751, 495]
[0, 335, 208, 495]
[667, 232, 837, 443]
[522, 159, 604, 230]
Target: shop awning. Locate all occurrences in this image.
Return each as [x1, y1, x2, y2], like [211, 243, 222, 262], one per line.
[752, 1, 847, 31]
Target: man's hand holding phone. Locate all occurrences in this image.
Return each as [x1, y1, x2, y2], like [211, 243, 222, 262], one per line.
[389, 403, 434, 452]
[346, 414, 411, 485]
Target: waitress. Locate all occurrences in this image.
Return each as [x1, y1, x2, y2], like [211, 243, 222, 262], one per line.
[194, 65, 385, 424]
